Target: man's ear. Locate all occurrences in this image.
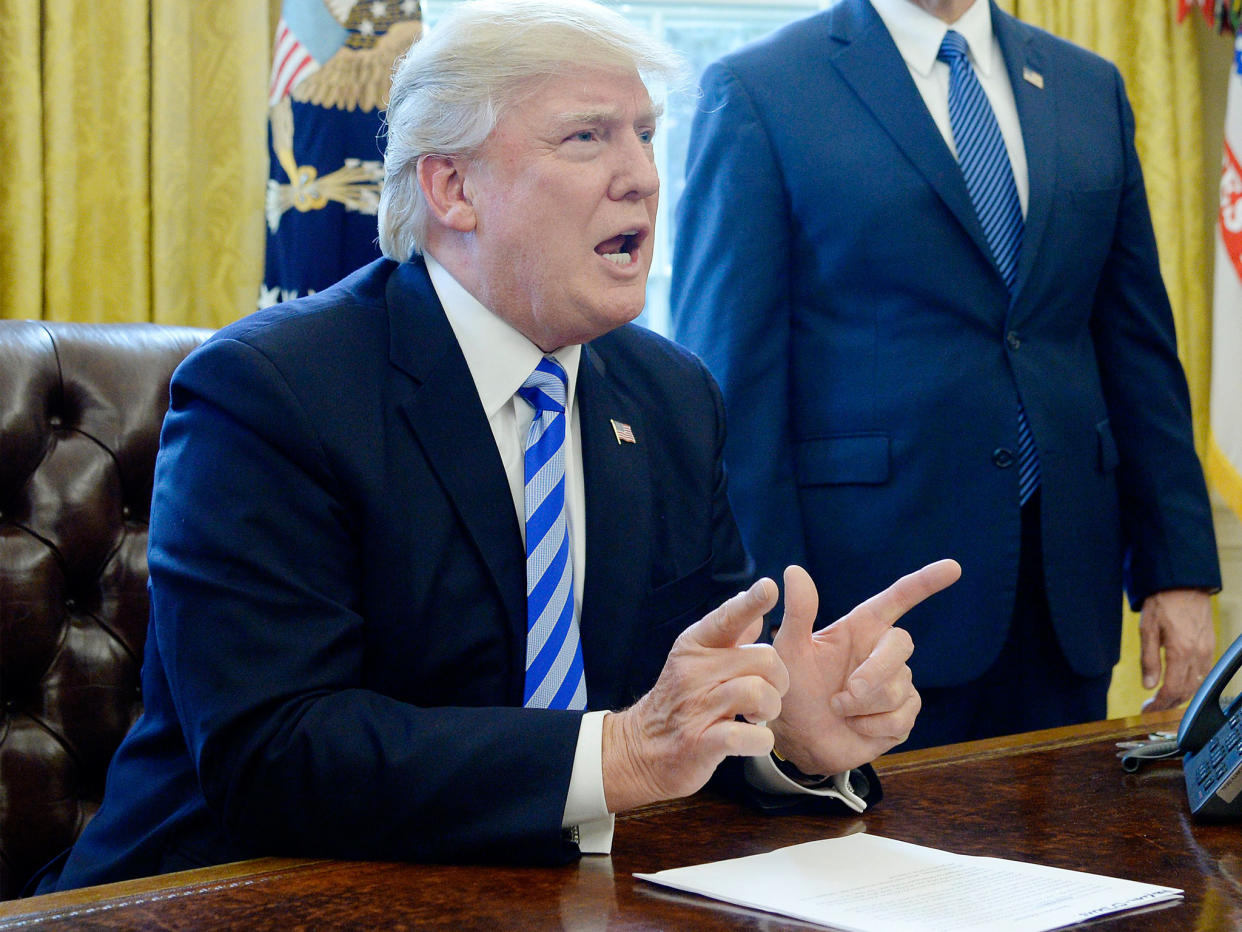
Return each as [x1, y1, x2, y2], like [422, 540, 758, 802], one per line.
[416, 154, 476, 233]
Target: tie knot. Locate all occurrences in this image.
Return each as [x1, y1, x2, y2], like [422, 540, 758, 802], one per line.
[937, 29, 969, 65]
[518, 357, 568, 414]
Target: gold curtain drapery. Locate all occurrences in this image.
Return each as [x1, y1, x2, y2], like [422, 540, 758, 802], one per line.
[998, 0, 1217, 716]
[0, 0, 271, 327]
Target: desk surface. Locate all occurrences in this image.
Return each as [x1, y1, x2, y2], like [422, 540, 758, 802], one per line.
[4, 709, 1239, 930]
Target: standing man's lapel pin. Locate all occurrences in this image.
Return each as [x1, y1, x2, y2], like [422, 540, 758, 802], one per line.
[1023, 67, 1044, 89]
[611, 419, 636, 444]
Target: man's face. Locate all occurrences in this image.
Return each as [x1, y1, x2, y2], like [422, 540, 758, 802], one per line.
[463, 67, 660, 351]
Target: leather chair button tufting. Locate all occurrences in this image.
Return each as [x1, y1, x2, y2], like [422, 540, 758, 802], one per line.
[0, 318, 212, 898]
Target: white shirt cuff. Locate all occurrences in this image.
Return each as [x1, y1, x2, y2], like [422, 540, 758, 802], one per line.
[743, 753, 869, 813]
[562, 709, 615, 853]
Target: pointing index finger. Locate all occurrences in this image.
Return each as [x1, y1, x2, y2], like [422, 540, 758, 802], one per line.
[844, 559, 962, 637]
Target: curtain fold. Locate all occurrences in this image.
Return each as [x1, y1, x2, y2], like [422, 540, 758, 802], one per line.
[0, 3, 47, 321]
[151, 1, 270, 327]
[0, 0, 270, 327]
[44, 0, 153, 323]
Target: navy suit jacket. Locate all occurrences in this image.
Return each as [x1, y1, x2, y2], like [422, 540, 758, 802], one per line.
[670, 0, 1220, 688]
[48, 257, 757, 889]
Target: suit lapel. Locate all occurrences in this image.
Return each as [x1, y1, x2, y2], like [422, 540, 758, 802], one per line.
[993, 6, 1056, 302]
[826, 0, 995, 275]
[575, 342, 653, 697]
[386, 261, 527, 656]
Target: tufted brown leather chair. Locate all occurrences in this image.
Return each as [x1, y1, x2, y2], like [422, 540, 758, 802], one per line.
[0, 320, 211, 899]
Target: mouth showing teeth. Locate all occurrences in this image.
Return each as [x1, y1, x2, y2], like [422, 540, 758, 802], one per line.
[596, 230, 641, 266]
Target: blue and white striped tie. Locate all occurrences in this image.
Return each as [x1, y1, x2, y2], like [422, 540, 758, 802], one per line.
[939, 30, 1040, 504]
[517, 357, 586, 710]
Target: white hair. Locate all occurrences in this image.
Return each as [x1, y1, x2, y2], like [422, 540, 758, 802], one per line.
[377, 0, 686, 261]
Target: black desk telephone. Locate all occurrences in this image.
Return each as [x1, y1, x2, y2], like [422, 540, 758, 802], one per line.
[1178, 632, 1242, 819]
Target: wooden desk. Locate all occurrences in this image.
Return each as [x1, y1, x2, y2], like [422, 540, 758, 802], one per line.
[4, 710, 1239, 930]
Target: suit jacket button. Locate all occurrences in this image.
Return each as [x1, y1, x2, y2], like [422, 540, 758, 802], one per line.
[992, 448, 1015, 468]
[1006, 331, 1021, 350]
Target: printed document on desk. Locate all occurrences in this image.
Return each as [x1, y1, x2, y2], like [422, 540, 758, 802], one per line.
[635, 831, 1181, 932]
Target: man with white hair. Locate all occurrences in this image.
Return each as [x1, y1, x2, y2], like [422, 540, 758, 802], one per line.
[38, 0, 957, 892]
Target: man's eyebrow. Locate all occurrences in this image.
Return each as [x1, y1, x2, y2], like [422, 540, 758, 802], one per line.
[553, 103, 664, 128]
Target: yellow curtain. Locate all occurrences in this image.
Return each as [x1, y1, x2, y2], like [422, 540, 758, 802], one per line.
[0, 0, 271, 328]
[998, 0, 1216, 716]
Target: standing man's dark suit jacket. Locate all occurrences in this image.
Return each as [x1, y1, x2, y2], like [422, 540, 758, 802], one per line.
[670, 0, 1220, 693]
[47, 257, 756, 890]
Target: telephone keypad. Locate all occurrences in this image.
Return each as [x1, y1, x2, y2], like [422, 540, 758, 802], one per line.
[1184, 707, 1242, 818]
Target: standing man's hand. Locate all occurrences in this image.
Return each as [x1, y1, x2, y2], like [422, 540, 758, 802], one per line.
[769, 560, 961, 776]
[602, 579, 790, 812]
[1140, 588, 1214, 711]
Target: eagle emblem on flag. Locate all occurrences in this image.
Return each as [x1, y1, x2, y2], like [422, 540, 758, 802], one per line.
[262, 1, 421, 308]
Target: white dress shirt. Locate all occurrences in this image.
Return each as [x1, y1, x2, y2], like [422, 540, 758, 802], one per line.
[425, 253, 615, 852]
[869, 0, 1029, 216]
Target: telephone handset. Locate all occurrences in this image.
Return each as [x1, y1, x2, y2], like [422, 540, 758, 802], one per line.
[1177, 632, 1242, 819]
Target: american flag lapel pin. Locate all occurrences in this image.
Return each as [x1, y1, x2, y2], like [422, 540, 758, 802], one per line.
[610, 419, 637, 444]
[1023, 67, 1044, 89]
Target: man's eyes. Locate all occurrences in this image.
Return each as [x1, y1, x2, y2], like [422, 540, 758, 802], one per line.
[563, 128, 656, 145]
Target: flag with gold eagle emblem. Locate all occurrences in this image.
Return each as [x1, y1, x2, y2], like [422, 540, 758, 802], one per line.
[1209, 35, 1242, 519]
[261, 0, 422, 308]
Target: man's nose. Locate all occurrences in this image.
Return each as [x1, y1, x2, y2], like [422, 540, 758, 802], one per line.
[609, 136, 660, 201]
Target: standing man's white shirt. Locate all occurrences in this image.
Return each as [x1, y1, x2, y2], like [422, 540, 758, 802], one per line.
[869, 0, 1029, 216]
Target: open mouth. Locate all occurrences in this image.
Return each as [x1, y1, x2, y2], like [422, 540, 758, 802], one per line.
[595, 230, 643, 266]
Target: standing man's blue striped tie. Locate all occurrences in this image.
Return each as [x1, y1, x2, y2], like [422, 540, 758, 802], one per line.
[939, 29, 1040, 504]
[518, 357, 586, 710]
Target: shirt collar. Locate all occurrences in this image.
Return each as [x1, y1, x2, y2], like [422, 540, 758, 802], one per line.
[423, 252, 581, 420]
[869, 0, 997, 80]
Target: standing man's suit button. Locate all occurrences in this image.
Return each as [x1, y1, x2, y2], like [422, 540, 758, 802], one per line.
[993, 448, 1016, 468]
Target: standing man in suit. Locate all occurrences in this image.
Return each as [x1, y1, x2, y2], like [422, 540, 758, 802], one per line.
[670, 0, 1221, 750]
[40, 0, 960, 893]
